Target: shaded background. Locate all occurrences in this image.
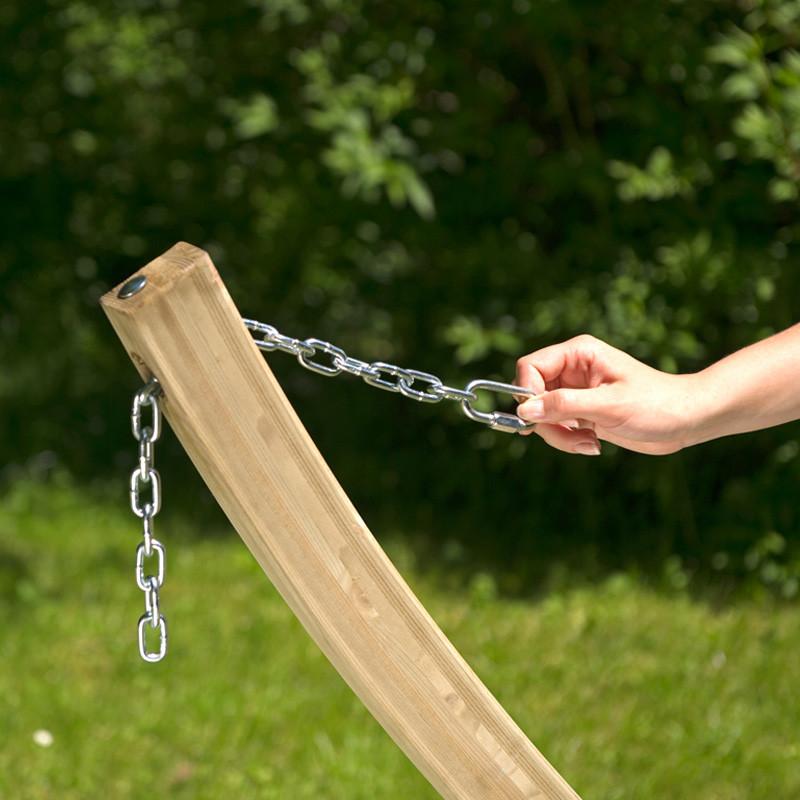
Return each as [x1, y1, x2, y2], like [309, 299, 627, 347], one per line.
[2, 2, 800, 798]
[3, 2, 800, 591]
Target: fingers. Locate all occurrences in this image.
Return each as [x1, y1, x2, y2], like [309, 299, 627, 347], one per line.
[515, 334, 607, 390]
[523, 419, 679, 456]
[517, 386, 617, 427]
[513, 359, 545, 398]
[527, 423, 602, 456]
[513, 335, 631, 449]
[594, 427, 683, 456]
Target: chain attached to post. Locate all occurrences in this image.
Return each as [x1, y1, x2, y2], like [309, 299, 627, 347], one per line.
[243, 319, 537, 433]
[120, 320, 534, 663]
[129, 377, 168, 663]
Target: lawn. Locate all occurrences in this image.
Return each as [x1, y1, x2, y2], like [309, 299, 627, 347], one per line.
[1, 476, 798, 799]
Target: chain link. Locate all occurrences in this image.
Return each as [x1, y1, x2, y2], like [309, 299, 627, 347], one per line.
[129, 378, 168, 663]
[244, 319, 537, 434]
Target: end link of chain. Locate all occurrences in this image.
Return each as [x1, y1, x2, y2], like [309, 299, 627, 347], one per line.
[460, 379, 537, 434]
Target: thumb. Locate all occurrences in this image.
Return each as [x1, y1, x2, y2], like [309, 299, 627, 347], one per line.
[517, 386, 612, 426]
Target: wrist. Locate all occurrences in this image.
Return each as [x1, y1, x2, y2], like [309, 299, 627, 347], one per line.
[680, 367, 735, 447]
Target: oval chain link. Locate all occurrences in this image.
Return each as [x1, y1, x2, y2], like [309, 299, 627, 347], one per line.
[243, 319, 536, 433]
[129, 378, 168, 663]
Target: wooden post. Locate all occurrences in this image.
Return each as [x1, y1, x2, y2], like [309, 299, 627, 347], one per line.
[101, 242, 580, 800]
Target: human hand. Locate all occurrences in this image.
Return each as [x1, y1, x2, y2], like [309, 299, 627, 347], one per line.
[514, 335, 702, 456]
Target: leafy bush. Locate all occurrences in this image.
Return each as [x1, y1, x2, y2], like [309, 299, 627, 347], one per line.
[1, 0, 799, 581]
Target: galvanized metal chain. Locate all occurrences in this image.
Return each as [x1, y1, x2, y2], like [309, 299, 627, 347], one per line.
[129, 378, 168, 663]
[121, 317, 533, 664]
[243, 319, 537, 434]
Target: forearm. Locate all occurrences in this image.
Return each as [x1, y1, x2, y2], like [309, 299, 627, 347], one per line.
[689, 323, 800, 444]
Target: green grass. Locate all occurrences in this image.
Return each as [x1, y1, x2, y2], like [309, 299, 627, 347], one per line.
[1, 476, 799, 799]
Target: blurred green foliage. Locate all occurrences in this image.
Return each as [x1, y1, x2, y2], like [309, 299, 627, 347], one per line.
[1, 0, 799, 583]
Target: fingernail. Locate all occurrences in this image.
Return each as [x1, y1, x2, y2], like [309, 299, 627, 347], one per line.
[574, 441, 601, 456]
[518, 398, 544, 420]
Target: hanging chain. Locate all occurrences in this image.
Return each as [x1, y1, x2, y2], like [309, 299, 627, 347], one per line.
[129, 378, 168, 663]
[121, 320, 533, 663]
[243, 319, 537, 434]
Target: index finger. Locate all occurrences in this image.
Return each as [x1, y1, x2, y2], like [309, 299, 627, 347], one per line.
[515, 336, 603, 390]
[513, 359, 546, 397]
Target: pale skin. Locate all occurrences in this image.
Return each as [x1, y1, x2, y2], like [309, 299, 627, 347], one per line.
[514, 323, 800, 456]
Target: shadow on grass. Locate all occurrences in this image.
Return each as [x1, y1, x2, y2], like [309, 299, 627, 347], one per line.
[4, 463, 795, 614]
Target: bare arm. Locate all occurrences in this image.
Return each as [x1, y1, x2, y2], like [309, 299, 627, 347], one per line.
[514, 324, 800, 456]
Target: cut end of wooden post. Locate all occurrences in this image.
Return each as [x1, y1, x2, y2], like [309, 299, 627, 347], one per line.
[101, 241, 217, 316]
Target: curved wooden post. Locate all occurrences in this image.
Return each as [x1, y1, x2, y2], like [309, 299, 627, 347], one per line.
[101, 242, 580, 800]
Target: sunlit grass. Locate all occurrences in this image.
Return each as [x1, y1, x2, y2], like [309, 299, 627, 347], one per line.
[1, 477, 798, 799]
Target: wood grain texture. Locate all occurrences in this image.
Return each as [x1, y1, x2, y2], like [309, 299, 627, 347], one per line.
[100, 242, 580, 800]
